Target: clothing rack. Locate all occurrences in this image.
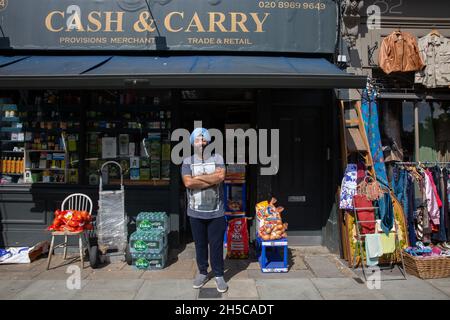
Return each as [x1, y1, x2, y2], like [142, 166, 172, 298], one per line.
[394, 161, 450, 166]
[352, 206, 408, 282]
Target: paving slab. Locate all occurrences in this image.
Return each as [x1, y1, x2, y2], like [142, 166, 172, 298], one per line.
[0, 258, 47, 273]
[87, 269, 144, 280]
[224, 269, 249, 281]
[291, 255, 308, 270]
[135, 279, 198, 300]
[378, 276, 450, 300]
[311, 278, 386, 300]
[290, 246, 331, 255]
[141, 268, 196, 280]
[248, 269, 315, 279]
[304, 256, 346, 278]
[255, 279, 323, 300]
[73, 279, 144, 300]
[34, 267, 92, 281]
[198, 287, 224, 300]
[426, 278, 450, 296]
[226, 279, 259, 299]
[0, 280, 34, 299]
[246, 261, 261, 270]
[0, 271, 43, 280]
[12, 280, 89, 300]
[165, 259, 195, 272]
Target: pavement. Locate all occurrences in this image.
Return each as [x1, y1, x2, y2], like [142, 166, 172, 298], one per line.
[1, 243, 450, 300]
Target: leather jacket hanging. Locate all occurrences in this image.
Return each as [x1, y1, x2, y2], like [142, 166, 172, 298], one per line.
[379, 31, 425, 74]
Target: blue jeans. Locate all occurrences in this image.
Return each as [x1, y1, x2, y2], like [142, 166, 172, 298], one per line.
[189, 216, 226, 277]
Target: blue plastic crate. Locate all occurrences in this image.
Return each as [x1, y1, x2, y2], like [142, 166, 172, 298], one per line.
[256, 237, 288, 273]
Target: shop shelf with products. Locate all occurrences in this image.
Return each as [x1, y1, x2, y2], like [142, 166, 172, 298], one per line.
[0, 102, 26, 184]
[20, 91, 83, 184]
[224, 163, 247, 216]
[85, 90, 172, 186]
[223, 164, 248, 256]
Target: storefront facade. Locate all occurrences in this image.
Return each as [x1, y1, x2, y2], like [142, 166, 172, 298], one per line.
[335, 0, 450, 261]
[0, 0, 366, 250]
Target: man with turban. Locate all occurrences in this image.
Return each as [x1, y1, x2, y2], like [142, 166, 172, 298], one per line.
[181, 127, 228, 293]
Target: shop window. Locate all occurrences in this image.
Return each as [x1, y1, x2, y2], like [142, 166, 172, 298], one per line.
[418, 101, 450, 162]
[379, 100, 415, 163]
[0, 89, 173, 186]
[378, 99, 450, 165]
[85, 90, 172, 186]
[1, 90, 82, 184]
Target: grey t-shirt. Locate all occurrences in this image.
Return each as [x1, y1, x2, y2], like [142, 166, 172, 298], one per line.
[181, 154, 225, 219]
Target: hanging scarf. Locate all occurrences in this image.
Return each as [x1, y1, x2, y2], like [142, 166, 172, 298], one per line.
[361, 89, 389, 187]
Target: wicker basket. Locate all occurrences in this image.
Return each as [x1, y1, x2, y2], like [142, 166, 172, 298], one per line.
[403, 252, 450, 279]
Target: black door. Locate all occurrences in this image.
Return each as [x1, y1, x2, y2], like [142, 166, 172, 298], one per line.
[272, 106, 324, 232]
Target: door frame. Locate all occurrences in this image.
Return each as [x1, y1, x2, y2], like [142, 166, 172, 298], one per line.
[256, 89, 334, 245]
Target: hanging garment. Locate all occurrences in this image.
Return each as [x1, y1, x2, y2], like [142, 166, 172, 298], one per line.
[353, 194, 376, 235]
[405, 173, 418, 246]
[381, 102, 404, 162]
[419, 179, 432, 243]
[432, 168, 447, 242]
[340, 164, 358, 210]
[415, 32, 450, 88]
[416, 206, 424, 242]
[361, 90, 389, 186]
[392, 167, 406, 205]
[424, 170, 442, 226]
[380, 233, 396, 254]
[357, 162, 366, 185]
[365, 233, 383, 267]
[377, 189, 394, 235]
[379, 31, 424, 74]
[447, 172, 450, 240]
[395, 169, 418, 246]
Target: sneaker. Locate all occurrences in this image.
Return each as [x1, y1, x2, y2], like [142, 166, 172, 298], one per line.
[215, 276, 228, 293]
[193, 273, 208, 289]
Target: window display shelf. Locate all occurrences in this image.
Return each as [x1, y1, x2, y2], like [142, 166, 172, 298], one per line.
[1, 127, 23, 133]
[26, 150, 65, 153]
[26, 168, 65, 171]
[86, 128, 166, 134]
[23, 128, 80, 133]
[1, 117, 20, 122]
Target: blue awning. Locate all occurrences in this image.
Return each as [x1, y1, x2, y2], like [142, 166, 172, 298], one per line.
[0, 55, 367, 89]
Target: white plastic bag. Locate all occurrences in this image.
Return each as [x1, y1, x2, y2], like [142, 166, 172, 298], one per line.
[0, 247, 31, 264]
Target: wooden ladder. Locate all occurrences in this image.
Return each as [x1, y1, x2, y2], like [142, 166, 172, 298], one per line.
[338, 100, 376, 266]
[339, 100, 374, 175]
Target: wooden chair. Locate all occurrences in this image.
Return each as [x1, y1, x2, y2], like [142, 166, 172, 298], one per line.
[46, 193, 93, 270]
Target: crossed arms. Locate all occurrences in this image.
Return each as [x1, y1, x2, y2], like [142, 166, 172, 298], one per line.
[182, 168, 225, 190]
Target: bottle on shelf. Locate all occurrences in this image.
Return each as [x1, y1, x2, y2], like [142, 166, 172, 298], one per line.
[5, 157, 11, 173]
[16, 158, 22, 174]
[10, 158, 16, 174]
[1, 157, 5, 173]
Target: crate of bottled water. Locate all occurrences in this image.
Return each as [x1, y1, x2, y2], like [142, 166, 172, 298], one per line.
[131, 246, 168, 270]
[129, 229, 167, 254]
[136, 211, 169, 234]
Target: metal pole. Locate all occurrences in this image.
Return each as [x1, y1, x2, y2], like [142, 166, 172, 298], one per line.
[414, 102, 420, 162]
